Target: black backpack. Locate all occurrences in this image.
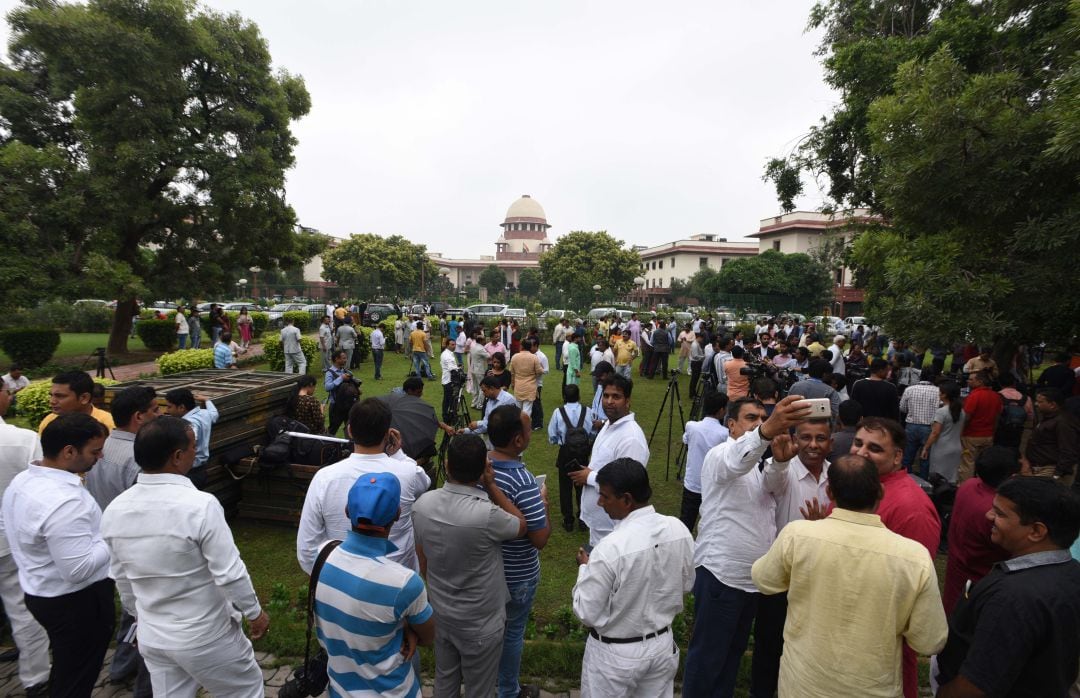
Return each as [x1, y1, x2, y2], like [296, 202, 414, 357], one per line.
[559, 406, 591, 465]
[995, 394, 1027, 447]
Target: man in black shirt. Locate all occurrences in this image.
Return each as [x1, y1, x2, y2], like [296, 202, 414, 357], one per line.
[850, 358, 900, 422]
[1037, 352, 1076, 396]
[936, 476, 1080, 697]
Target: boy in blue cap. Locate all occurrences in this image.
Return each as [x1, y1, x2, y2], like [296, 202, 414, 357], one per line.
[313, 472, 436, 696]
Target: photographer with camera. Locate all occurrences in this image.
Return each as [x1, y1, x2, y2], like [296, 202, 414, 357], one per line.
[324, 350, 360, 437]
[724, 346, 751, 399]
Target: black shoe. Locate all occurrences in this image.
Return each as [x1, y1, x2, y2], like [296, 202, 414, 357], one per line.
[26, 683, 48, 697]
[578, 521, 589, 532]
[0, 647, 17, 662]
[562, 521, 574, 532]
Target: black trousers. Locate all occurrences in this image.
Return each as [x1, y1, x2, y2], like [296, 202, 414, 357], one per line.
[556, 448, 584, 525]
[679, 487, 702, 534]
[689, 359, 703, 397]
[442, 382, 454, 424]
[750, 591, 788, 698]
[530, 386, 544, 430]
[25, 578, 115, 698]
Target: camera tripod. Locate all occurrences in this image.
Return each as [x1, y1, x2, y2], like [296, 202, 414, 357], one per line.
[81, 347, 116, 380]
[672, 372, 708, 481]
[647, 370, 689, 481]
[433, 384, 471, 488]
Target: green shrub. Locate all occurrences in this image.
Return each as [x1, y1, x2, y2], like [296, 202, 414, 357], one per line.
[0, 328, 61, 368]
[40, 301, 75, 329]
[139, 308, 158, 320]
[356, 326, 372, 362]
[68, 304, 114, 333]
[18, 377, 118, 429]
[249, 312, 269, 339]
[157, 349, 215, 375]
[282, 311, 311, 332]
[734, 322, 756, 340]
[262, 335, 319, 372]
[136, 319, 175, 351]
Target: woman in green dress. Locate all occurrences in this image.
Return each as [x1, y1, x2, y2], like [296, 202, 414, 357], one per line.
[566, 334, 582, 386]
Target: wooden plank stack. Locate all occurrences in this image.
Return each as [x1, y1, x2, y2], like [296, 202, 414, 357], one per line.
[236, 457, 319, 525]
[103, 370, 301, 518]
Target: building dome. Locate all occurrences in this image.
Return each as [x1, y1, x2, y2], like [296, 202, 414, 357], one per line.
[504, 195, 547, 222]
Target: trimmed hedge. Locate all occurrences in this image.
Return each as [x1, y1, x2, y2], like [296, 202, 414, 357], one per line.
[157, 349, 215, 375]
[262, 335, 319, 372]
[356, 326, 372, 362]
[68, 304, 114, 333]
[282, 311, 311, 332]
[0, 328, 61, 368]
[18, 377, 118, 429]
[135, 318, 175, 351]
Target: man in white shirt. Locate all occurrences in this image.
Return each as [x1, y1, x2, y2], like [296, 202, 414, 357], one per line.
[2, 365, 31, 416]
[682, 395, 811, 697]
[573, 459, 694, 698]
[589, 338, 615, 392]
[679, 390, 729, 533]
[86, 386, 160, 695]
[752, 417, 834, 698]
[568, 375, 650, 545]
[440, 338, 460, 423]
[552, 318, 569, 372]
[829, 335, 847, 375]
[280, 316, 306, 374]
[101, 416, 269, 696]
[164, 388, 219, 489]
[370, 322, 387, 380]
[2, 413, 112, 697]
[298, 398, 430, 574]
[0, 388, 49, 695]
[318, 315, 334, 371]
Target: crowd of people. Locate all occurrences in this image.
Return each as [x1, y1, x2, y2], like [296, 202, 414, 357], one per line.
[0, 307, 1079, 698]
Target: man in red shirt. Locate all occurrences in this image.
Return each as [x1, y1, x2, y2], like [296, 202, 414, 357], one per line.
[941, 446, 1019, 615]
[960, 371, 1002, 483]
[852, 417, 941, 698]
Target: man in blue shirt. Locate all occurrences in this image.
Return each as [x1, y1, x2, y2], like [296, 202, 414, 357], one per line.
[163, 388, 218, 489]
[680, 390, 729, 533]
[314, 472, 435, 696]
[461, 376, 516, 439]
[487, 405, 549, 698]
[213, 331, 235, 369]
[548, 384, 594, 532]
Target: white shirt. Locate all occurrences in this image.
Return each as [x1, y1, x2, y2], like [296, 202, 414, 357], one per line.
[535, 349, 550, 387]
[101, 473, 262, 650]
[318, 322, 333, 350]
[589, 346, 614, 370]
[548, 403, 595, 445]
[772, 455, 831, 532]
[2, 374, 30, 393]
[280, 324, 302, 353]
[582, 414, 650, 544]
[440, 348, 458, 385]
[0, 417, 41, 557]
[455, 331, 467, 354]
[465, 388, 517, 435]
[829, 343, 846, 374]
[552, 324, 568, 343]
[85, 429, 140, 511]
[573, 506, 694, 637]
[370, 328, 385, 350]
[1, 463, 110, 596]
[694, 429, 790, 593]
[681, 416, 729, 495]
[175, 312, 189, 335]
[297, 452, 430, 574]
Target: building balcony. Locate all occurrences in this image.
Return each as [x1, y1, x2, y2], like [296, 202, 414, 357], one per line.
[495, 251, 541, 261]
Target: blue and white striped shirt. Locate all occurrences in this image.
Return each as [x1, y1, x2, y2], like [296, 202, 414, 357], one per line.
[315, 533, 433, 698]
[490, 459, 547, 585]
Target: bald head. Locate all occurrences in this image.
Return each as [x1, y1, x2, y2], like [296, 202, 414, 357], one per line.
[827, 454, 882, 512]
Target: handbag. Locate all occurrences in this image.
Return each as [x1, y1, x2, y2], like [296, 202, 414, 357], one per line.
[278, 539, 342, 698]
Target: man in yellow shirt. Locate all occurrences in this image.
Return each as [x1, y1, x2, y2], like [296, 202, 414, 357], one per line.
[37, 371, 115, 435]
[751, 453, 947, 698]
[409, 321, 434, 380]
[611, 329, 639, 380]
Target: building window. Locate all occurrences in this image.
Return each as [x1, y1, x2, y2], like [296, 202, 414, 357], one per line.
[671, 257, 675, 267]
[699, 257, 708, 267]
[658, 277, 663, 287]
[703, 235, 714, 241]
[671, 277, 675, 287]
[772, 240, 781, 251]
[659, 260, 663, 269]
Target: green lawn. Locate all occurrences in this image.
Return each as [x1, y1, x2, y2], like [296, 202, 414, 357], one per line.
[0, 333, 153, 376]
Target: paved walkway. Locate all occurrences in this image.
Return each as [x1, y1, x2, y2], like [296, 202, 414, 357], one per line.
[98, 343, 266, 382]
[0, 650, 590, 697]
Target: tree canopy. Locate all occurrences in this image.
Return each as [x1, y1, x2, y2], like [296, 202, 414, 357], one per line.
[0, 0, 317, 351]
[538, 231, 641, 305]
[479, 264, 506, 294]
[766, 0, 1080, 346]
[320, 234, 438, 299]
[517, 267, 542, 298]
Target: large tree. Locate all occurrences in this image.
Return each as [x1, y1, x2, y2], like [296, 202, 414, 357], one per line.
[320, 233, 438, 299]
[517, 267, 542, 299]
[765, 0, 1080, 346]
[478, 264, 506, 294]
[0, 0, 317, 352]
[712, 250, 834, 311]
[538, 231, 641, 306]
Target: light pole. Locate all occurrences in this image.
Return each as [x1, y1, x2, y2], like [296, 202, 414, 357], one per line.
[633, 275, 645, 307]
[237, 278, 248, 300]
[249, 266, 260, 302]
[593, 284, 601, 305]
[376, 285, 381, 302]
[558, 288, 564, 309]
[439, 267, 451, 302]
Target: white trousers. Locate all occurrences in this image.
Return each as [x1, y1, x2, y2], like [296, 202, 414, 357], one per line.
[284, 351, 307, 375]
[0, 554, 50, 687]
[517, 399, 534, 416]
[140, 620, 262, 698]
[579, 632, 678, 698]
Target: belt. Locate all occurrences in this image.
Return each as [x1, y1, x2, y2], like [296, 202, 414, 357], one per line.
[589, 626, 669, 644]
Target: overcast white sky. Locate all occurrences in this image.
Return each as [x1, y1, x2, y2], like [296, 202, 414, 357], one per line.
[1, 1, 837, 258]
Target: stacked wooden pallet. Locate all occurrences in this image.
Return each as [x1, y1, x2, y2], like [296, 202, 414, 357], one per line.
[103, 370, 301, 518]
[236, 457, 319, 525]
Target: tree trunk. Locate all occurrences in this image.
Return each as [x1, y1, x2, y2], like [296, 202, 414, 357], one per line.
[107, 299, 138, 354]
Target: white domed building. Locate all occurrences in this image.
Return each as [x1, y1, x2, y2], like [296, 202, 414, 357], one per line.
[429, 194, 554, 293]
